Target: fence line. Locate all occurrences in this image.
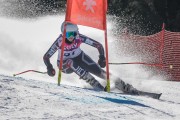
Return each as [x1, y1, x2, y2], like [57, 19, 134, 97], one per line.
[119, 25, 180, 81]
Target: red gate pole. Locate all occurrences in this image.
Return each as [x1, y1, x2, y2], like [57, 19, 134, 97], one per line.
[57, 0, 70, 86]
[57, 22, 67, 86]
[103, 0, 110, 92]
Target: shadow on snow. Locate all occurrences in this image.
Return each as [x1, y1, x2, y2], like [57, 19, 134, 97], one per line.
[96, 96, 148, 107]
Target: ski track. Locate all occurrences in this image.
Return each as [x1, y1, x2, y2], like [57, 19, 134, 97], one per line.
[0, 74, 180, 120]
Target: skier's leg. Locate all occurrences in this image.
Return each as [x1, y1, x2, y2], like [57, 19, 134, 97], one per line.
[80, 71, 105, 91]
[72, 52, 139, 93]
[115, 78, 139, 95]
[74, 52, 106, 79]
[58, 59, 105, 91]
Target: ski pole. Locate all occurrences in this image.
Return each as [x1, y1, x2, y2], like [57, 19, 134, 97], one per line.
[13, 70, 47, 76]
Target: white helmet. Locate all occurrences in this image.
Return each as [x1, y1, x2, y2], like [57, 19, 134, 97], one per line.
[61, 22, 78, 33]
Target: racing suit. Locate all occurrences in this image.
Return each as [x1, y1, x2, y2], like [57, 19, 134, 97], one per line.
[43, 33, 138, 94]
[43, 33, 106, 90]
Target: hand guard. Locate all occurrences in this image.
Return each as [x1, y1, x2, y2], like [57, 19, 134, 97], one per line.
[47, 64, 56, 77]
[98, 55, 106, 68]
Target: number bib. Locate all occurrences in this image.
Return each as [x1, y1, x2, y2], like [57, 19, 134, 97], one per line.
[58, 39, 82, 60]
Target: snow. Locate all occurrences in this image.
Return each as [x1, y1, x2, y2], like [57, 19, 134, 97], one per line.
[1, 74, 180, 120]
[0, 14, 180, 120]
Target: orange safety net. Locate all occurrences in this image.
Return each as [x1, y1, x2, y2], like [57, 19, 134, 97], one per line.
[119, 31, 163, 66]
[119, 28, 180, 81]
[163, 30, 180, 81]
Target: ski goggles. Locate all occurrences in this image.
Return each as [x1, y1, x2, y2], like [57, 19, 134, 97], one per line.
[66, 32, 76, 39]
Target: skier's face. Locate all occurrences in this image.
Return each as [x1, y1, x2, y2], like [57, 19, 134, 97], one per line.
[66, 32, 76, 42]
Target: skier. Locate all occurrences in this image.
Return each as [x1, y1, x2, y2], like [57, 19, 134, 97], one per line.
[43, 22, 139, 94]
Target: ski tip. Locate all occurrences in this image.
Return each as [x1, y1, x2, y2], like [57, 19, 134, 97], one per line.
[156, 93, 162, 100]
[159, 93, 162, 98]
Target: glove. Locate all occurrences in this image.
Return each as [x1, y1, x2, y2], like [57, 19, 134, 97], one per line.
[104, 86, 108, 92]
[47, 65, 56, 77]
[98, 55, 106, 68]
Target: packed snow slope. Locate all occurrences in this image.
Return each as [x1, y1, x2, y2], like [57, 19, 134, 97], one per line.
[0, 74, 180, 120]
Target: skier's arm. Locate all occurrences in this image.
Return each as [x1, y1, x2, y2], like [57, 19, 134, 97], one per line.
[43, 37, 60, 68]
[79, 34, 106, 68]
[79, 34, 105, 56]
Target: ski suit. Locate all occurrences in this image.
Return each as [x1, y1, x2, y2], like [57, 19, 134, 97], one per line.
[43, 33, 138, 94]
[43, 34, 107, 90]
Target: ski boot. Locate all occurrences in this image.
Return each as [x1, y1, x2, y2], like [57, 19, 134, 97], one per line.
[81, 72, 104, 91]
[115, 80, 139, 95]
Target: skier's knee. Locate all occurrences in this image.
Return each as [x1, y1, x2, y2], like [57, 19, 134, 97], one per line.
[59, 59, 74, 74]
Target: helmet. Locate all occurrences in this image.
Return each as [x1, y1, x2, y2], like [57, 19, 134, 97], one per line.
[61, 22, 78, 33]
[61, 22, 78, 43]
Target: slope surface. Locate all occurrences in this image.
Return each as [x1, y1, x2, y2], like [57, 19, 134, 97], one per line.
[1, 74, 180, 120]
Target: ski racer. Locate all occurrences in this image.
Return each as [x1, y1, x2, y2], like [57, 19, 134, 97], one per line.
[43, 22, 138, 94]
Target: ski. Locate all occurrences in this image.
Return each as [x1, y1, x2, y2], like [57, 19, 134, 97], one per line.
[114, 80, 162, 99]
[137, 90, 162, 99]
[115, 91, 162, 100]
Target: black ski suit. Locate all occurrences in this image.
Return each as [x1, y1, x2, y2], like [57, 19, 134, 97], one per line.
[43, 33, 107, 90]
[43, 33, 138, 94]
